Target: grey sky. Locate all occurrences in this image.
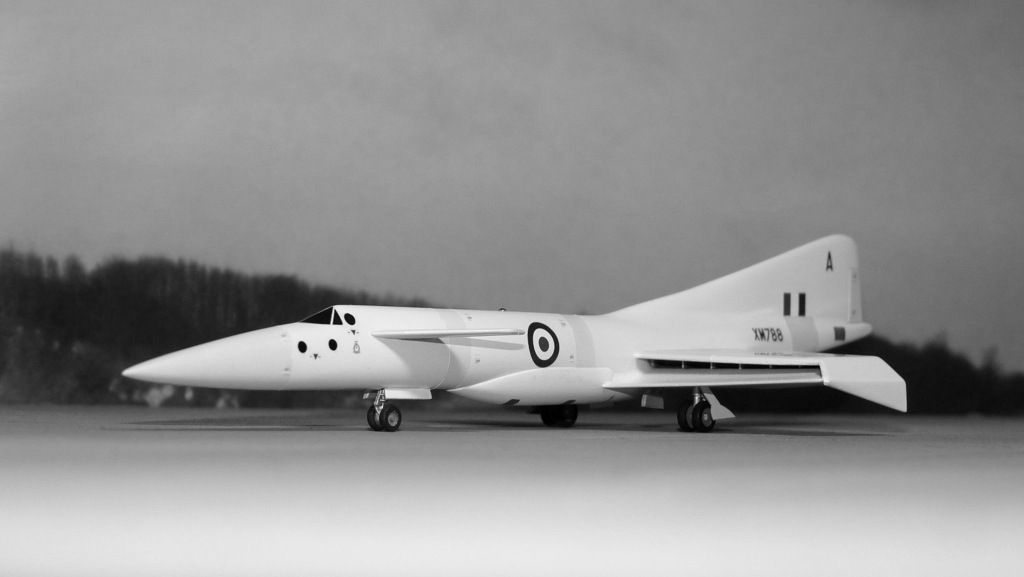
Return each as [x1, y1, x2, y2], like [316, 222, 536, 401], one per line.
[2, 1, 1023, 370]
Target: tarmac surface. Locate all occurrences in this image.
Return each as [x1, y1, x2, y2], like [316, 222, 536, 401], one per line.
[1, 405, 1022, 577]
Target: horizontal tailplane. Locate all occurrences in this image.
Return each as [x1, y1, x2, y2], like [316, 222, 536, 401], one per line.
[819, 356, 907, 412]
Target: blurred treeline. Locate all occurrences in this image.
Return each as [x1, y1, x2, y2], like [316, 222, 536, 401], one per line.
[0, 247, 1020, 414]
[0, 248, 427, 407]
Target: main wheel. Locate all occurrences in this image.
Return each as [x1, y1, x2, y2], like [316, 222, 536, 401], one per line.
[380, 404, 402, 432]
[366, 406, 383, 431]
[539, 405, 578, 428]
[552, 405, 578, 428]
[677, 403, 694, 432]
[692, 401, 715, 433]
[540, 407, 558, 427]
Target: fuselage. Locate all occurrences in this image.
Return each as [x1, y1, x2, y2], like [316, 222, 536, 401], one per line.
[123, 304, 868, 407]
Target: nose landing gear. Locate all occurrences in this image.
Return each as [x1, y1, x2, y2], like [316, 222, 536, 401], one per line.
[367, 390, 403, 432]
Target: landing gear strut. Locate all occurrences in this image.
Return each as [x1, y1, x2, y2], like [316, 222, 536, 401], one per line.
[677, 390, 715, 433]
[539, 404, 578, 428]
[367, 390, 402, 432]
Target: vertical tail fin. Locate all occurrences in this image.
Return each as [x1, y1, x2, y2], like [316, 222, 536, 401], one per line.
[611, 235, 863, 324]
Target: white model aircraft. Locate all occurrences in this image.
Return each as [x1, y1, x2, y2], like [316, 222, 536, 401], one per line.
[123, 235, 906, 432]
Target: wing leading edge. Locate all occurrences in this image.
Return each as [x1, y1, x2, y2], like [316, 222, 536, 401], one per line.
[609, 350, 907, 412]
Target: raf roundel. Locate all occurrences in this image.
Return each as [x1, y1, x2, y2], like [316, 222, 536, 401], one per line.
[527, 322, 559, 367]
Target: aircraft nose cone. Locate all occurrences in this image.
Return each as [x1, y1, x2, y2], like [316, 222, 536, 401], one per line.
[122, 325, 292, 389]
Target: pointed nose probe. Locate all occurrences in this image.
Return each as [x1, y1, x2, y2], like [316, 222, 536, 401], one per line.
[122, 326, 292, 389]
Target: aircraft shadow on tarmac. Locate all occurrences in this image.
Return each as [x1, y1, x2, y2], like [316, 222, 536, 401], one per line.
[128, 413, 895, 437]
[433, 418, 891, 437]
[714, 426, 891, 437]
[128, 413, 348, 431]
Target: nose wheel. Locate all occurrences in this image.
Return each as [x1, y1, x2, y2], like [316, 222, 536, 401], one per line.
[366, 406, 383, 431]
[379, 404, 402, 432]
[367, 390, 403, 432]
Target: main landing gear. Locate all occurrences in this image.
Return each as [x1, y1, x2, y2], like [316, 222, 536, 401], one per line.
[367, 390, 402, 432]
[539, 404, 578, 428]
[678, 391, 715, 433]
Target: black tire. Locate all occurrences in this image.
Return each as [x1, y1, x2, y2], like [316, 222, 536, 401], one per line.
[366, 406, 383, 431]
[539, 405, 578, 427]
[693, 401, 715, 433]
[553, 404, 578, 428]
[677, 403, 694, 432]
[380, 404, 402, 432]
[539, 407, 557, 427]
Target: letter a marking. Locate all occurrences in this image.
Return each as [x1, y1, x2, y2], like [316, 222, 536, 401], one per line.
[825, 251, 834, 272]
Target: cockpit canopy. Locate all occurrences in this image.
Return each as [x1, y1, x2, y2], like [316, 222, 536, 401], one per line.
[300, 307, 356, 326]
